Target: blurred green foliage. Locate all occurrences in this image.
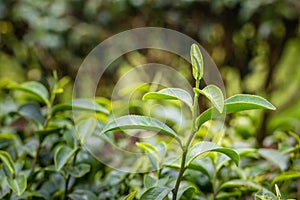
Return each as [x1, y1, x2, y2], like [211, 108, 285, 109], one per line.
[0, 0, 300, 184]
[0, 0, 299, 141]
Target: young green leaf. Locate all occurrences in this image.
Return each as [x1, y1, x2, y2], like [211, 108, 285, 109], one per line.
[7, 81, 50, 106]
[51, 99, 109, 116]
[123, 191, 137, 200]
[194, 84, 224, 113]
[54, 146, 78, 171]
[6, 173, 27, 196]
[271, 172, 300, 186]
[186, 141, 239, 167]
[190, 43, 204, 80]
[136, 142, 161, 166]
[275, 184, 282, 198]
[140, 186, 172, 200]
[196, 94, 276, 128]
[255, 188, 277, 200]
[219, 179, 262, 191]
[101, 115, 181, 144]
[216, 191, 241, 199]
[143, 88, 193, 108]
[0, 150, 15, 176]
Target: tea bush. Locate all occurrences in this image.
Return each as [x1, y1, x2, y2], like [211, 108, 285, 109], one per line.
[0, 44, 299, 200]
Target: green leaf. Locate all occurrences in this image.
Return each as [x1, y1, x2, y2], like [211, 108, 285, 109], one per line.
[69, 189, 98, 200]
[177, 185, 195, 200]
[0, 150, 15, 176]
[197, 94, 276, 128]
[258, 148, 288, 171]
[219, 179, 262, 191]
[186, 141, 239, 167]
[140, 186, 172, 200]
[144, 175, 157, 189]
[18, 103, 44, 125]
[190, 43, 204, 80]
[101, 115, 180, 143]
[35, 128, 62, 141]
[194, 85, 224, 113]
[64, 163, 91, 178]
[54, 146, 77, 171]
[136, 142, 161, 164]
[274, 184, 282, 198]
[143, 88, 193, 108]
[255, 188, 277, 200]
[7, 81, 50, 106]
[216, 191, 241, 199]
[6, 173, 27, 196]
[76, 118, 97, 143]
[51, 99, 109, 116]
[271, 172, 300, 185]
[187, 162, 211, 178]
[123, 191, 137, 200]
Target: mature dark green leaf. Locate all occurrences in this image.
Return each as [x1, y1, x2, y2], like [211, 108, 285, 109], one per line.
[186, 141, 239, 167]
[51, 99, 109, 116]
[101, 115, 180, 143]
[143, 88, 193, 108]
[54, 146, 78, 171]
[258, 148, 288, 171]
[177, 185, 195, 200]
[140, 186, 172, 200]
[194, 85, 224, 113]
[6, 173, 27, 196]
[64, 163, 91, 178]
[18, 103, 44, 125]
[69, 190, 98, 200]
[0, 150, 15, 176]
[123, 191, 137, 200]
[190, 43, 204, 80]
[197, 94, 276, 128]
[35, 128, 62, 141]
[187, 162, 211, 178]
[7, 82, 50, 106]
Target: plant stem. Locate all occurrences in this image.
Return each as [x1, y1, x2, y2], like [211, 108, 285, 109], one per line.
[64, 148, 79, 200]
[172, 148, 187, 200]
[212, 164, 217, 199]
[172, 79, 200, 200]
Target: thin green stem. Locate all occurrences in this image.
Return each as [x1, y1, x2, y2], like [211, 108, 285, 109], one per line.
[186, 79, 200, 148]
[172, 147, 187, 200]
[172, 79, 200, 200]
[212, 164, 217, 200]
[64, 148, 79, 200]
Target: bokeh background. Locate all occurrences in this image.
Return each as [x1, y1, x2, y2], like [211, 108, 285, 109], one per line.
[0, 0, 300, 146]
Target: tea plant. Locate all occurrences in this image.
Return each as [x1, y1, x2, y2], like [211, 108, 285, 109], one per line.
[0, 72, 110, 199]
[1, 44, 298, 199]
[101, 44, 276, 199]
